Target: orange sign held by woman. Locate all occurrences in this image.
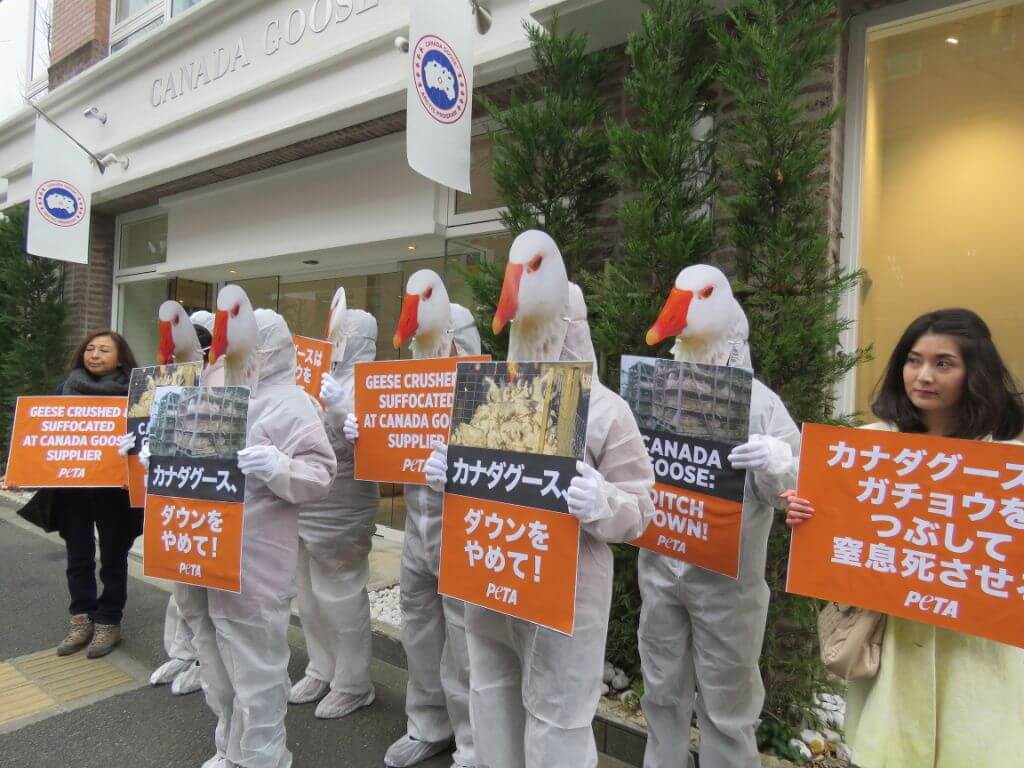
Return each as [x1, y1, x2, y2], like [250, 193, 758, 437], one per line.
[788, 423, 1024, 648]
[5, 396, 128, 488]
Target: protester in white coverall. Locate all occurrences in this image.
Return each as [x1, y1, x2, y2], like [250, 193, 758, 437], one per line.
[425, 230, 656, 768]
[177, 298, 336, 768]
[345, 273, 479, 768]
[157, 311, 216, 698]
[640, 265, 800, 768]
[288, 308, 380, 719]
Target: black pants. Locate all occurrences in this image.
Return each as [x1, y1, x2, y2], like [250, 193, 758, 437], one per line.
[61, 499, 139, 625]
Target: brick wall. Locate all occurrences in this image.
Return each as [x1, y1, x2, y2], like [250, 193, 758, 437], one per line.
[47, 0, 113, 343]
[49, 0, 110, 87]
[62, 213, 116, 337]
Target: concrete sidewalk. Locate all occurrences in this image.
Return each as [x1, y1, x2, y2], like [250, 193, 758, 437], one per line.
[0, 492, 640, 767]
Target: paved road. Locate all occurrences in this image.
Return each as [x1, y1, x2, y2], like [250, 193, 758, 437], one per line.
[0, 512, 452, 768]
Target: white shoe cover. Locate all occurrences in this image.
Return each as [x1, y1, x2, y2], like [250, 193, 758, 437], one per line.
[150, 657, 191, 686]
[384, 734, 451, 767]
[288, 675, 330, 705]
[199, 755, 225, 768]
[313, 687, 375, 719]
[171, 660, 202, 695]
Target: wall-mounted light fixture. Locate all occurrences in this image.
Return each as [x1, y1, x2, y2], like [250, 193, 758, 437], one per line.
[99, 152, 129, 171]
[83, 106, 107, 124]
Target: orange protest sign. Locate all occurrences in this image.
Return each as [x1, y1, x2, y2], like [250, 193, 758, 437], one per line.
[620, 356, 753, 577]
[353, 355, 488, 484]
[142, 385, 250, 592]
[787, 424, 1024, 648]
[438, 361, 593, 634]
[143, 494, 244, 592]
[633, 487, 743, 577]
[294, 335, 333, 405]
[4, 396, 128, 488]
[440, 492, 580, 634]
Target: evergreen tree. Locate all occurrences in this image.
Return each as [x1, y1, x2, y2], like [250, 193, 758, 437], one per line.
[585, 0, 717, 384]
[463, 15, 613, 357]
[712, 0, 865, 729]
[0, 205, 70, 467]
[582, 0, 718, 678]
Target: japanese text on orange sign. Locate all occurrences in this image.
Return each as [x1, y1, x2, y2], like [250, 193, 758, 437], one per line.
[440, 493, 580, 635]
[293, 336, 333, 405]
[4, 396, 128, 488]
[787, 424, 1024, 648]
[143, 495, 243, 592]
[353, 356, 488, 484]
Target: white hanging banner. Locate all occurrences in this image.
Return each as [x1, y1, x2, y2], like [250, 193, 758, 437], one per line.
[406, 0, 475, 194]
[26, 116, 95, 265]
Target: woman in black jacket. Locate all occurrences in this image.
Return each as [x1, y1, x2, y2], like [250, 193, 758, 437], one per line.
[52, 330, 142, 658]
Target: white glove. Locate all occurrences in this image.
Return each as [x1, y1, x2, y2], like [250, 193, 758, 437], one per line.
[139, 442, 151, 471]
[237, 445, 285, 481]
[343, 413, 359, 442]
[728, 434, 774, 471]
[566, 461, 611, 523]
[320, 374, 343, 408]
[424, 442, 448, 492]
[117, 432, 137, 457]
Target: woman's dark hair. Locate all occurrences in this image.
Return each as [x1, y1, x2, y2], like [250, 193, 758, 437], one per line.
[872, 308, 1024, 440]
[68, 330, 138, 377]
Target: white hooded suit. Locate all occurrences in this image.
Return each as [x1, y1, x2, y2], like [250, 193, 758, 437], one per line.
[467, 283, 656, 768]
[638, 269, 800, 768]
[178, 309, 336, 768]
[294, 309, 380, 704]
[395, 307, 481, 768]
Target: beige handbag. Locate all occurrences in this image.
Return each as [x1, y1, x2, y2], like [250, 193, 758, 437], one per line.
[817, 602, 886, 681]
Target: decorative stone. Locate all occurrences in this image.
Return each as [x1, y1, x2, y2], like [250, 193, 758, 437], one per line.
[611, 670, 630, 691]
[788, 738, 812, 761]
[800, 729, 827, 755]
[603, 661, 615, 684]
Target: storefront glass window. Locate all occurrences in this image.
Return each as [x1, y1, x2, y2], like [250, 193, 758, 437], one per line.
[453, 132, 503, 215]
[855, 2, 1024, 415]
[118, 215, 167, 270]
[280, 278, 337, 340]
[118, 279, 172, 365]
[171, 0, 205, 16]
[30, 0, 53, 82]
[115, 0, 157, 24]
[234, 276, 280, 313]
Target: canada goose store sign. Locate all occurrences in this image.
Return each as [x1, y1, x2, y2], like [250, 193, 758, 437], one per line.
[149, 0, 380, 108]
[26, 118, 95, 266]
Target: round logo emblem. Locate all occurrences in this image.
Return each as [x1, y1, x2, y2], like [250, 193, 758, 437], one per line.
[35, 180, 86, 227]
[413, 35, 468, 125]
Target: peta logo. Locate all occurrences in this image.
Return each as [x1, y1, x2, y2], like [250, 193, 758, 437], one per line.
[413, 34, 468, 125]
[35, 180, 86, 227]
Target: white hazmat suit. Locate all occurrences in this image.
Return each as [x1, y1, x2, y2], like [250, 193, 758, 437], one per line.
[152, 312, 215, 695]
[290, 309, 380, 718]
[385, 304, 481, 768]
[638, 267, 800, 768]
[465, 282, 656, 768]
[178, 309, 336, 768]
